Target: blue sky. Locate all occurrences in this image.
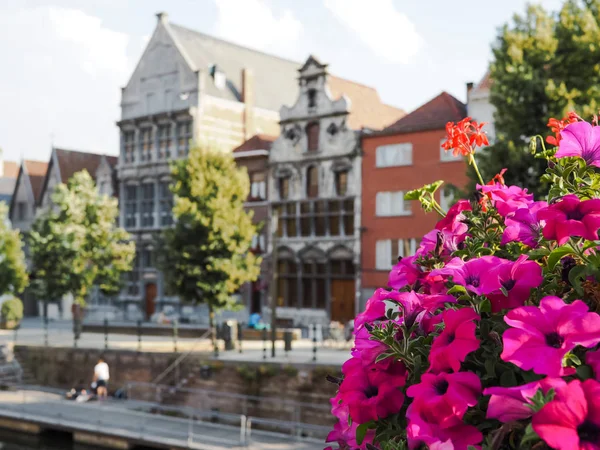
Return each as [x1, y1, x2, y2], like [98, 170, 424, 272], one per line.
[0, 0, 563, 162]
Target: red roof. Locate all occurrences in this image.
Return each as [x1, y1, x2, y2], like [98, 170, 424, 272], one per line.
[232, 134, 276, 154]
[475, 70, 492, 91]
[24, 159, 49, 203]
[2, 161, 18, 179]
[54, 148, 111, 183]
[381, 92, 466, 134]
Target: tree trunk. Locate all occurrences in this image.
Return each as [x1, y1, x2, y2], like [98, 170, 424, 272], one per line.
[208, 303, 218, 357]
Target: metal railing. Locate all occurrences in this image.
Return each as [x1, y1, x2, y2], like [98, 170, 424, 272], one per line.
[125, 381, 331, 439]
[0, 389, 327, 447]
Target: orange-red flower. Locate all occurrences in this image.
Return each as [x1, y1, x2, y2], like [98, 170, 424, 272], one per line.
[442, 117, 489, 157]
[546, 112, 581, 146]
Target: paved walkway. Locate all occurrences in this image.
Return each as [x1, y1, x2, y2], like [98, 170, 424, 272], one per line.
[1, 319, 351, 365]
[0, 389, 325, 449]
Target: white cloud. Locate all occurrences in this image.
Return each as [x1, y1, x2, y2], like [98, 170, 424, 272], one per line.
[213, 0, 303, 57]
[0, 6, 132, 161]
[324, 0, 422, 64]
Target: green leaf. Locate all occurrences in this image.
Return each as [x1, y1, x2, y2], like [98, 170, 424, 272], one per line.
[355, 421, 375, 445]
[479, 298, 492, 313]
[528, 247, 550, 260]
[568, 265, 588, 292]
[547, 245, 575, 270]
[500, 370, 517, 387]
[447, 285, 468, 296]
[520, 423, 540, 446]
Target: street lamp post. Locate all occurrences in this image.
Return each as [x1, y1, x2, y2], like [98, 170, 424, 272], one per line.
[269, 210, 278, 358]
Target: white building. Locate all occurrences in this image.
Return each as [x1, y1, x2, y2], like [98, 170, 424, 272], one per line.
[467, 70, 496, 143]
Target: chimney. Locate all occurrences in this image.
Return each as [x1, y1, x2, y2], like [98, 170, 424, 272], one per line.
[466, 82, 474, 99]
[242, 69, 255, 140]
[156, 12, 169, 23]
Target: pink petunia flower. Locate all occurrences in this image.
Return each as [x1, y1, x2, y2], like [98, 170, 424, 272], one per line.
[421, 228, 467, 257]
[407, 371, 481, 425]
[429, 307, 480, 373]
[338, 357, 407, 424]
[352, 326, 392, 368]
[406, 403, 483, 450]
[431, 256, 503, 296]
[586, 350, 600, 381]
[537, 194, 600, 245]
[555, 120, 600, 167]
[501, 296, 600, 377]
[354, 288, 399, 332]
[533, 379, 600, 450]
[501, 201, 547, 248]
[479, 183, 534, 217]
[484, 377, 567, 422]
[436, 200, 471, 234]
[388, 255, 422, 290]
[326, 402, 375, 450]
[483, 255, 543, 312]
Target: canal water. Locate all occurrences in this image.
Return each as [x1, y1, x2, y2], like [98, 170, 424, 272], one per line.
[0, 429, 156, 450]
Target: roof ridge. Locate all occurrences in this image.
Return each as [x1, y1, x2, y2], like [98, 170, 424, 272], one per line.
[170, 22, 300, 66]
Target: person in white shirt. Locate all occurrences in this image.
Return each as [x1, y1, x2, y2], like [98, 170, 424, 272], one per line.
[93, 357, 110, 399]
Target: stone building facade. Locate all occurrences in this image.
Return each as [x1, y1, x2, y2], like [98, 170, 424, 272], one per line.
[116, 12, 300, 319]
[266, 56, 404, 327]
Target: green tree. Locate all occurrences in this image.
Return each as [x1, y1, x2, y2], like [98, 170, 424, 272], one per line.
[0, 203, 28, 296]
[159, 145, 261, 347]
[474, 0, 600, 197]
[28, 171, 135, 315]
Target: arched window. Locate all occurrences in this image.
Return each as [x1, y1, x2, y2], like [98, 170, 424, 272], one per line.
[335, 171, 348, 197]
[279, 177, 290, 200]
[306, 166, 319, 198]
[306, 122, 319, 152]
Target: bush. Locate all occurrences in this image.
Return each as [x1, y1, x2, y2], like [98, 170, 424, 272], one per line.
[1, 297, 23, 323]
[327, 114, 600, 449]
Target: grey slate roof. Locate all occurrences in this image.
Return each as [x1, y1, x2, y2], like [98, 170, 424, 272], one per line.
[169, 24, 299, 111]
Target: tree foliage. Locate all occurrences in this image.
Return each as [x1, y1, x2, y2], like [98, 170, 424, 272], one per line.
[159, 145, 261, 312]
[474, 0, 600, 197]
[28, 170, 135, 306]
[0, 203, 28, 296]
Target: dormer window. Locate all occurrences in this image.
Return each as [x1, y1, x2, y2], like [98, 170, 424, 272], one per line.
[306, 122, 319, 152]
[210, 64, 226, 90]
[307, 89, 317, 108]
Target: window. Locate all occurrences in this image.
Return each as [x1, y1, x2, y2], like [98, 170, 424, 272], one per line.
[98, 181, 107, 195]
[376, 240, 392, 270]
[376, 143, 412, 167]
[277, 259, 298, 308]
[306, 122, 319, 152]
[398, 238, 419, 258]
[125, 185, 138, 228]
[307, 89, 317, 108]
[159, 181, 173, 226]
[335, 171, 348, 197]
[126, 253, 140, 296]
[141, 248, 152, 268]
[177, 121, 192, 156]
[440, 187, 454, 211]
[279, 177, 290, 200]
[123, 131, 135, 163]
[141, 183, 155, 228]
[249, 172, 266, 201]
[140, 128, 153, 162]
[440, 138, 462, 162]
[301, 260, 327, 309]
[251, 234, 265, 252]
[158, 124, 171, 159]
[376, 239, 418, 270]
[273, 199, 354, 238]
[376, 191, 411, 216]
[306, 166, 319, 198]
[16, 202, 26, 221]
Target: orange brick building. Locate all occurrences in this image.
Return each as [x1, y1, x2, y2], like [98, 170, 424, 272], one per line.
[360, 92, 468, 301]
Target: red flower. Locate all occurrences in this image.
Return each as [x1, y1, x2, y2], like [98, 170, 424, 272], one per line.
[546, 112, 581, 146]
[442, 117, 489, 157]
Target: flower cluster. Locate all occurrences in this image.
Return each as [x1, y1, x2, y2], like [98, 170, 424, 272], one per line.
[327, 114, 600, 450]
